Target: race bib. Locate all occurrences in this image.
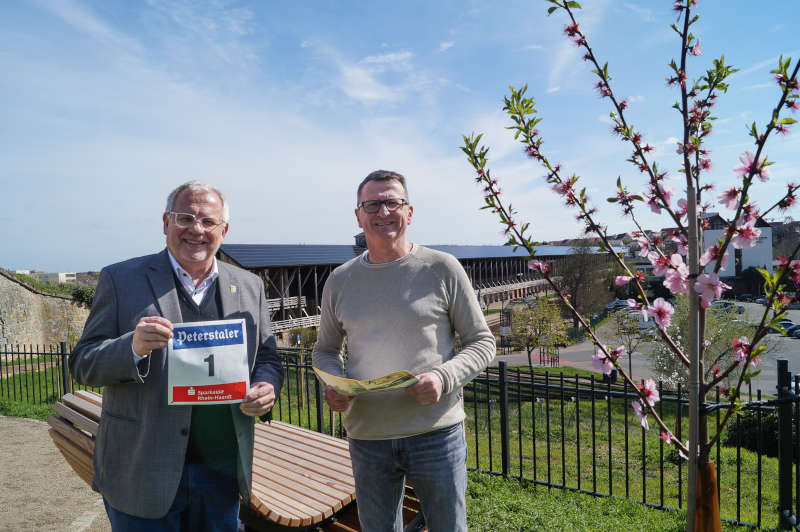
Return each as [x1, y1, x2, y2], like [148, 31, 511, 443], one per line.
[167, 319, 249, 405]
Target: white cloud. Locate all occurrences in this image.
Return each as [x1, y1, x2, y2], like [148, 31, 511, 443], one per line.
[547, 86, 561, 93]
[439, 41, 455, 52]
[33, 0, 143, 56]
[360, 51, 413, 67]
[741, 82, 774, 91]
[339, 63, 399, 103]
[622, 3, 655, 22]
[597, 114, 613, 125]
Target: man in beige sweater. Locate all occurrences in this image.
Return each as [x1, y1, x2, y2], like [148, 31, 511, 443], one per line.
[312, 170, 496, 532]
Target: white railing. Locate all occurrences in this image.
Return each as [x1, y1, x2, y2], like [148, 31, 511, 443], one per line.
[271, 314, 321, 333]
[266, 296, 306, 311]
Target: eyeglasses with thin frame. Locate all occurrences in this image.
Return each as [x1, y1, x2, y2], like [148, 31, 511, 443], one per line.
[357, 198, 409, 214]
[168, 212, 226, 230]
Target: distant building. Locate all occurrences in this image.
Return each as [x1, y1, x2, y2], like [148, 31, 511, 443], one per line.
[75, 271, 101, 286]
[39, 272, 77, 284]
[14, 269, 43, 277]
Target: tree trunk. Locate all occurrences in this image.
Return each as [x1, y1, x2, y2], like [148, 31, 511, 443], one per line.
[695, 460, 721, 532]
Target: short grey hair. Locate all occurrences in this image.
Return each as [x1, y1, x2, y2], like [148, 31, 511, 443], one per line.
[356, 170, 408, 205]
[165, 181, 229, 222]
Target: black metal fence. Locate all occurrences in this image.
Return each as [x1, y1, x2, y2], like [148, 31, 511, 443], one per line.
[3, 343, 800, 529]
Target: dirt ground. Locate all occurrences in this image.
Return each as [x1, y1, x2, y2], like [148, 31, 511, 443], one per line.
[0, 416, 110, 532]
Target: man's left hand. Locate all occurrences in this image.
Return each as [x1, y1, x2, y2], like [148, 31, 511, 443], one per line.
[405, 372, 443, 406]
[240, 381, 276, 417]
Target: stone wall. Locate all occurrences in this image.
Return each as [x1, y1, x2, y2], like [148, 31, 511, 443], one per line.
[0, 271, 89, 346]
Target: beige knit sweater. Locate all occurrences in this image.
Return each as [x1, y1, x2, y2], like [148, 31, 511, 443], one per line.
[312, 245, 496, 440]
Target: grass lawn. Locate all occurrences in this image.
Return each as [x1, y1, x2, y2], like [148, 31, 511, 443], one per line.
[463, 366, 778, 529]
[466, 471, 749, 531]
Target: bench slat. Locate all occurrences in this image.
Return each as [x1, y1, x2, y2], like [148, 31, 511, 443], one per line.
[252, 459, 349, 509]
[62, 393, 103, 421]
[256, 423, 352, 464]
[250, 484, 308, 527]
[252, 474, 329, 522]
[53, 401, 98, 436]
[47, 414, 95, 456]
[254, 440, 353, 482]
[73, 389, 103, 410]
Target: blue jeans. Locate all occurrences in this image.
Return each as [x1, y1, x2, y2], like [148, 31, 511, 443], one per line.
[103, 462, 239, 532]
[348, 423, 467, 532]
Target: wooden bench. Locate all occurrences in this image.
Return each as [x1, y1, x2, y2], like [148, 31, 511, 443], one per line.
[48, 391, 426, 532]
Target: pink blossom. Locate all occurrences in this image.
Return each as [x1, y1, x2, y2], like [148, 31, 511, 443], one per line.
[700, 245, 729, 269]
[649, 298, 675, 328]
[694, 272, 731, 308]
[661, 430, 673, 443]
[552, 181, 572, 195]
[658, 185, 674, 206]
[689, 39, 702, 56]
[615, 275, 632, 286]
[637, 238, 651, 257]
[649, 252, 670, 276]
[627, 299, 648, 321]
[529, 260, 551, 275]
[733, 151, 770, 182]
[647, 194, 662, 214]
[632, 400, 649, 430]
[592, 348, 615, 375]
[732, 336, 750, 364]
[639, 378, 660, 407]
[663, 254, 690, 294]
[731, 222, 761, 249]
[676, 198, 689, 218]
[742, 204, 759, 224]
[672, 232, 688, 256]
[718, 186, 739, 210]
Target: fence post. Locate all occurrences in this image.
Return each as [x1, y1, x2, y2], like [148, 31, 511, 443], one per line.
[314, 374, 325, 434]
[60, 341, 70, 397]
[499, 361, 509, 478]
[777, 358, 793, 530]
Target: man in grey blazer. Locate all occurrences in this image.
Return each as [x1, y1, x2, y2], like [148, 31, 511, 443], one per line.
[70, 181, 283, 531]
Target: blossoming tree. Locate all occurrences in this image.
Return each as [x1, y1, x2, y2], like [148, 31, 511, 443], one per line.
[461, 1, 799, 529]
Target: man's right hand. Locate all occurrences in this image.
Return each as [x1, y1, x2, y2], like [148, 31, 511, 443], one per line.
[132, 316, 174, 357]
[324, 386, 354, 411]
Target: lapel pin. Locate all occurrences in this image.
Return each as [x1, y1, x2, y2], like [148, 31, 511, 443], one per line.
[230, 285, 237, 294]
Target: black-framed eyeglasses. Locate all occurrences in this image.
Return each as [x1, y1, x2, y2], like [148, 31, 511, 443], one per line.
[357, 198, 409, 214]
[169, 212, 226, 230]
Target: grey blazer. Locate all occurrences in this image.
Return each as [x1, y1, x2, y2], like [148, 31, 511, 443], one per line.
[70, 249, 283, 519]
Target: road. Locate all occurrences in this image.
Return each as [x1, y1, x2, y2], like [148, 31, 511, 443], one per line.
[489, 302, 800, 395]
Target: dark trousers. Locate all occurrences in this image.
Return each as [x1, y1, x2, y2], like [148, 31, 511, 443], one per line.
[103, 462, 239, 532]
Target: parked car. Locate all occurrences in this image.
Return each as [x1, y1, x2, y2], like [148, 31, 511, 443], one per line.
[785, 324, 800, 336]
[710, 301, 745, 314]
[755, 297, 767, 305]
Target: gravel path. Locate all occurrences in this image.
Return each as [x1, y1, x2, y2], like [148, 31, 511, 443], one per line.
[0, 416, 110, 532]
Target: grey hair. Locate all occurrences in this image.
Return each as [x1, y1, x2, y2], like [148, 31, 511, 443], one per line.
[165, 181, 229, 222]
[356, 170, 408, 205]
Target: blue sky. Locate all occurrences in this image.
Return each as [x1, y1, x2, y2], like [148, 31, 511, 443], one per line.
[1, 1, 798, 271]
